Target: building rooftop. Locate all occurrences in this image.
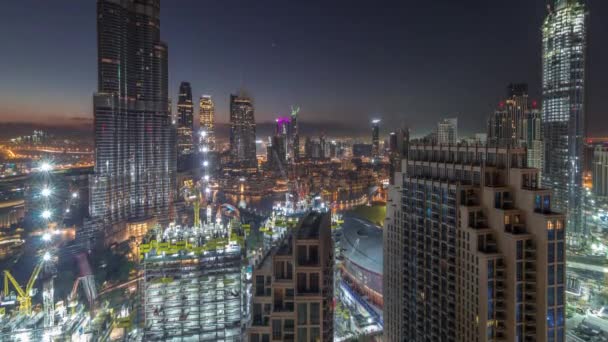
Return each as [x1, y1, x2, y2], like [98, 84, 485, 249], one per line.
[295, 212, 327, 240]
[341, 215, 383, 275]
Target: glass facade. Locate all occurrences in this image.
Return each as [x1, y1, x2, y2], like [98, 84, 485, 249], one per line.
[542, 0, 588, 238]
[177, 81, 194, 156]
[229, 94, 257, 168]
[89, 0, 175, 232]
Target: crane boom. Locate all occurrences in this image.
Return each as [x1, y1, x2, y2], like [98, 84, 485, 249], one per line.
[4, 271, 25, 297]
[26, 263, 43, 295]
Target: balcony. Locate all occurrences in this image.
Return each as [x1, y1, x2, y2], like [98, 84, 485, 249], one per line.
[273, 302, 294, 312]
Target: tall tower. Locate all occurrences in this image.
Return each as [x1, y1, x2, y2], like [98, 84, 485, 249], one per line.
[177, 82, 194, 157]
[230, 93, 257, 169]
[487, 84, 531, 147]
[542, 0, 588, 239]
[199, 95, 215, 151]
[291, 106, 300, 163]
[89, 0, 174, 233]
[371, 119, 381, 160]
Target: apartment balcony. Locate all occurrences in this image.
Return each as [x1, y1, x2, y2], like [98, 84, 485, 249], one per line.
[505, 223, 527, 235]
[273, 302, 294, 313]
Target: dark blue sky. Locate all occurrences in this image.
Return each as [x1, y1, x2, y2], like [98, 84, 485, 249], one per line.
[0, 0, 607, 137]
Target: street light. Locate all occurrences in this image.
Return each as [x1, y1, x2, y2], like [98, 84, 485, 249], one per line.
[42, 232, 52, 242]
[41, 187, 52, 197]
[72, 192, 78, 198]
[40, 162, 53, 172]
[41, 210, 52, 220]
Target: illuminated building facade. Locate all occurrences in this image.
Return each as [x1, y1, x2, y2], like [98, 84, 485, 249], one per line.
[291, 107, 300, 162]
[371, 119, 380, 160]
[384, 144, 565, 341]
[593, 146, 608, 199]
[541, 0, 587, 238]
[199, 95, 216, 151]
[177, 81, 194, 157]
[230, 93, 257, 169]
[88, 0, 175, 239]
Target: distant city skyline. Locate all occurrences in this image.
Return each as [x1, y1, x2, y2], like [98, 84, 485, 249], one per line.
[1, 0, 608, 137]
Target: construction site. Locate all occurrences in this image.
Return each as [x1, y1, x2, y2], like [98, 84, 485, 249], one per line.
[140, 223, 247, 341]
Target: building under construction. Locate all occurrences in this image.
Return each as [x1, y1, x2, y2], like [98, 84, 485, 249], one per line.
[140, 225, 246, 341]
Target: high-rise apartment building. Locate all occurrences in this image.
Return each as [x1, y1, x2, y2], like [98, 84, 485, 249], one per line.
[437, 118, 458, 145]
[177, 82, 194, 157]
[230, 93, 257, 169]
[88, 0, 175, 238]
[199, 95, 216, 151]
[384, 144, 566, 342]
[542, 0, 588, 237]
[247, 212, 334, 342]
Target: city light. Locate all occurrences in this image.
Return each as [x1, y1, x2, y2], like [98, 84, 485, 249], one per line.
[43, 252, 52, 261]
[203, 161, 209, 167]
[72, 192, 78, 198]
[204, 175, 210, 181]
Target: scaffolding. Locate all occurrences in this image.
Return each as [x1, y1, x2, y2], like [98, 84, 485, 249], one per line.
[141, 233, 245, 341]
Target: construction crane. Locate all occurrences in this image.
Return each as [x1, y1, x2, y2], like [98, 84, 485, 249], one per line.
[3, 254, 48, 315]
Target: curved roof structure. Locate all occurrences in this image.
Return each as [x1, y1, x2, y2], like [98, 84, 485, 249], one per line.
[340, 215, 383, 275]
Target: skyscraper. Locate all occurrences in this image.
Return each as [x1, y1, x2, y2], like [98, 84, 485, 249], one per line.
[199, 95, 215, 151]
[176, 82, 194, 157]
[437, 118, 458, 144]
[89, 0, 175, 235]
[230, 93, 257, 169]
[384, 144, 565, 341]
[371, 119, 381, 160]
[487, 84, 531, 147]
[542, 0, 588, 238]
[291, 106, 300, 162]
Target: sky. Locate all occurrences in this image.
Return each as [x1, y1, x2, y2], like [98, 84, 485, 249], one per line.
[0, 0, 607, 138]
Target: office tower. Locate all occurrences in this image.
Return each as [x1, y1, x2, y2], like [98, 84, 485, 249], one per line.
[371, 119, 381, 160]
[247, 212, 334, 342]
[437, 118, 458, 144]
[177, 82, 194, 157]
[89, 0, 175, 236]
[593, 146, 608, 199]
[291, 106, 300, 163]
[304, 137, 313, 159]
[384, 144, 565, 341]
[542, 0, 588, 238]
[199, 95, 216, 151]
[229, 93, 257, 169]
[141, 228, 244, 340]
[267, 117, 290, 172]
